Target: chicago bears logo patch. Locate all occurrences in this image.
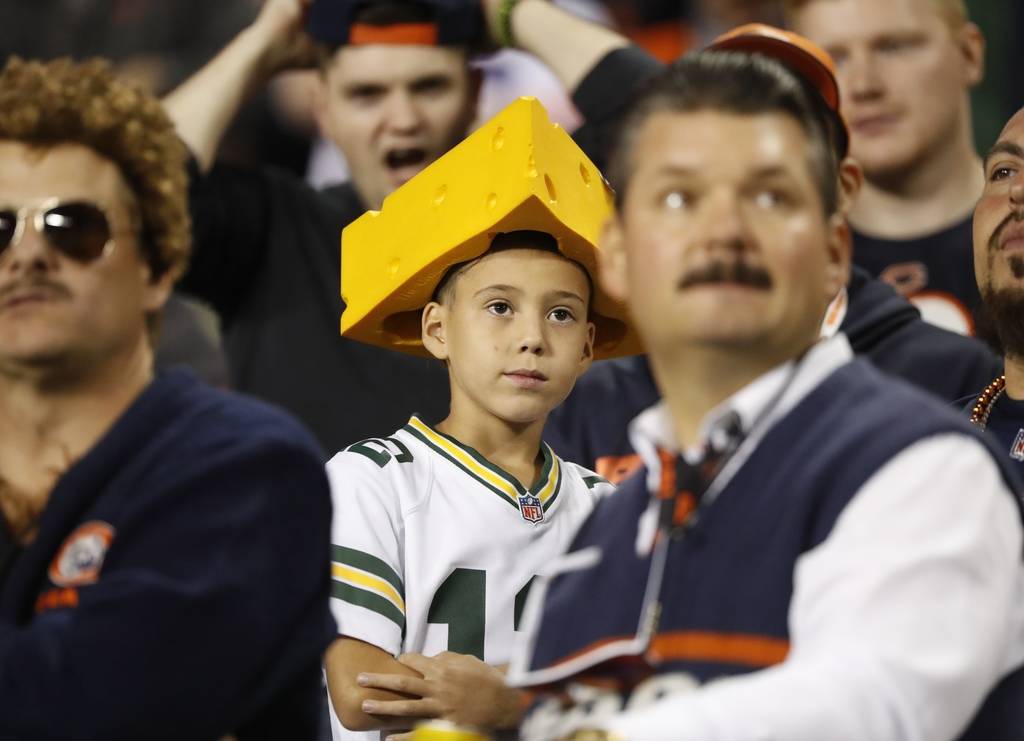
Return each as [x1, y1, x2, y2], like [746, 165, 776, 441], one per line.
[1011, 430, 1024, 462]
[519, 494, 544, 524]
[48, 521, 116, 588]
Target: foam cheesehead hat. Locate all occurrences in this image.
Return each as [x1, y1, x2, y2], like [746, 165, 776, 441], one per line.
[307, 0, 482, 47]
[708, 23, 850, 159]
[340, 97, 641, 359]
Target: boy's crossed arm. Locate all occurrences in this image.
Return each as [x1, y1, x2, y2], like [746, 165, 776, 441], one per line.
[326, 636, 526, 737]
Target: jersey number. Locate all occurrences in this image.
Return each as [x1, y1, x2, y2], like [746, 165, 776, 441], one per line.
[348, 437, 414, 468]
[427, 568, 535, 660]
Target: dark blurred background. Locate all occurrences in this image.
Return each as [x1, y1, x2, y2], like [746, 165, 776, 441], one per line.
[3, 0, 1018, 175]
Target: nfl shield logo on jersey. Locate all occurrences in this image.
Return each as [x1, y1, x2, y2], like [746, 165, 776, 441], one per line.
[1011, 429, 1024, 461]
[519, 494, 544, 524]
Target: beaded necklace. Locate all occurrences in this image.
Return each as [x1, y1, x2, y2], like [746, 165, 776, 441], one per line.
[970, 375, 1007, 430]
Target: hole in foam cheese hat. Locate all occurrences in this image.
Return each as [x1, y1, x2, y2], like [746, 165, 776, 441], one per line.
[339, 97, 642, 359]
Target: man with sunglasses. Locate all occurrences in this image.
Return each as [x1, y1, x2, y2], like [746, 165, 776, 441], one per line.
[0, 57, 334, 739]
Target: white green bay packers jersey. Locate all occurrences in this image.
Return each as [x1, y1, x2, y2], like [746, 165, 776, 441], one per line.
[326, 415, 613, 740]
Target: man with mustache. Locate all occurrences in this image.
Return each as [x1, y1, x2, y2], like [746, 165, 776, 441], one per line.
[0, 57, 334, 738]
[968, 109, 1024, 463]
[542, 23, 999, 481]
[508, 49, 1024, 741]
[677, 256, 774, 291]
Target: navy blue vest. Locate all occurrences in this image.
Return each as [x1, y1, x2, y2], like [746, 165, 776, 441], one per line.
[525, 360, 1023, 738]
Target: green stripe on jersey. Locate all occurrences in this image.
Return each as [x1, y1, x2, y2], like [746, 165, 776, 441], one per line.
[332, 545, 404, 596]
[332, 581, 405, 630]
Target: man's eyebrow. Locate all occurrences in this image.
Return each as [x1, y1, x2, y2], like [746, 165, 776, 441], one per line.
[984, 141, 1024, 169]
[649, 164, 699, 177]
[342, 81, 386, 95]
[651, 164, 792, 180]
[749, 165, 793, 179]
[410, 74, 452, 90]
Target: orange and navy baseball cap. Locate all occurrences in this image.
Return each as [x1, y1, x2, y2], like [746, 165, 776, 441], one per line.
[307, 0, 482, 47]
[708, 23, 849, 159]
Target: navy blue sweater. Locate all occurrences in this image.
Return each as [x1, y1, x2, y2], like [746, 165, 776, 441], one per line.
[0, 370, 335, 740]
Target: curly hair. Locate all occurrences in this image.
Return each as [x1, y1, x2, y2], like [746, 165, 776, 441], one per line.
[0, 56, 190, 281]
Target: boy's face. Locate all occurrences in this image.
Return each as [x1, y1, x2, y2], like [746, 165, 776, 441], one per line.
[422, 248, 595, 426]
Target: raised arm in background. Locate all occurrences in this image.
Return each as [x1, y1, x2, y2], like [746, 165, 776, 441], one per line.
[162, 0, 318, 172]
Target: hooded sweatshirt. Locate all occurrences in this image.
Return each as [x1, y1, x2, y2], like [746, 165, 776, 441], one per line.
[544, 265, 1001, 476]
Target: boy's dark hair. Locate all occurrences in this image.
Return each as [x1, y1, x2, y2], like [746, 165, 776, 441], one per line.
[433, 231, 593, 311]
[608, 50, 840, 215]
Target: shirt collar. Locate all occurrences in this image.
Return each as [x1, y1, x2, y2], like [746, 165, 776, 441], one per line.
[629, 335, 854, 482]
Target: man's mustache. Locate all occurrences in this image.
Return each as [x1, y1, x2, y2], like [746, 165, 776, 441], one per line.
[988, 209, 1024, 252]
[677, 260, 773, 290]
[0, 277, 72, 305]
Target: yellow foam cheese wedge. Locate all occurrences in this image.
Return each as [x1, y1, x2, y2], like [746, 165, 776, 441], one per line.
[340, 96, 640, 359]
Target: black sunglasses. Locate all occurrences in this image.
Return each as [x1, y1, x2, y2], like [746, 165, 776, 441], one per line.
[0, 199, 125, 263]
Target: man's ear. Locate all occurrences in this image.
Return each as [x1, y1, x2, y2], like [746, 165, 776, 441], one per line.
[142, 262, 176, 315]
[311, 72, 333, 140]
[468, 66, 484, 109]
[421, 301, 450, 361]
[957, 22, 985, 88]
[837, 157, 864, 214]
[598, 215, 629, 304]
[824, 213, 852, 302]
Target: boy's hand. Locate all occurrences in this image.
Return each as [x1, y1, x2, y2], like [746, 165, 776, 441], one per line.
[249, 0, 320, 74]
[357, 651, 525, 732]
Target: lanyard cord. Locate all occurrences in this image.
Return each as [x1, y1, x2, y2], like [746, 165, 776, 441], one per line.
[659, 344, 814, 538]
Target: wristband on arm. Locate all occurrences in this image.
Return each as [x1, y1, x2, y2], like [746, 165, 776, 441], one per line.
[498, 0, 523, 47]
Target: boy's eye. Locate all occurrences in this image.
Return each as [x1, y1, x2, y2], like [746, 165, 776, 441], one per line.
[487, 301, 512, 317]
[548, 308, 575, 324]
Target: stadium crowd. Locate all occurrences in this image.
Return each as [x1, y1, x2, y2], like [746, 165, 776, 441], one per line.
[0, 0, 1022, 739]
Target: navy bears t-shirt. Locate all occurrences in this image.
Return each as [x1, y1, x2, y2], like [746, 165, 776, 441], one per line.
[853, 216, 981, 336]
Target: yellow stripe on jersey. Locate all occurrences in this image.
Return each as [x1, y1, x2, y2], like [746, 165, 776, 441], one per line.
[332, 564, 406, 614]
[407, 416, 520, 506]
[405, 416, 566, 515]
[535, 445, 560, 505]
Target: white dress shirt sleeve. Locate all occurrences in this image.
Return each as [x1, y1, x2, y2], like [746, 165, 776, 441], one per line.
[604, 433, 1024, 741]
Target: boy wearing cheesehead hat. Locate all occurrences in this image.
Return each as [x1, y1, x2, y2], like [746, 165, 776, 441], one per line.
[322, 97, 639, 740]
